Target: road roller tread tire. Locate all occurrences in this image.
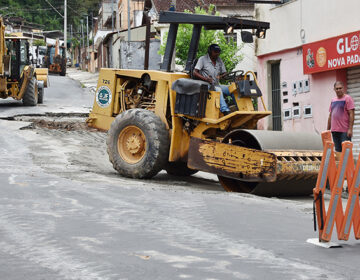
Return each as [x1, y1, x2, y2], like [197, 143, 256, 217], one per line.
[107, 109, 170, 179]
[22, 77, 38, 106]
[165, 161, 198, 177]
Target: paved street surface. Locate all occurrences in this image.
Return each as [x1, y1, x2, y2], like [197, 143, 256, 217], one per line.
[0, 72, 360, 280]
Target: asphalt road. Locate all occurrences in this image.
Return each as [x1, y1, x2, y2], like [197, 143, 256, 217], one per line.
[0, 74, 359, 280]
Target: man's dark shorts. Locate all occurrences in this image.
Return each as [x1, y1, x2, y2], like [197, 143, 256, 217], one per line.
[331, 131, 351, 152]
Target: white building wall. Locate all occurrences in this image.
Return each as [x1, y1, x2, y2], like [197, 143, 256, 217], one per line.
[218, 5, 256, 72]
[256, 0, 360, 56]
[111, 25, 158, 69]
[255, 0, 359, 133]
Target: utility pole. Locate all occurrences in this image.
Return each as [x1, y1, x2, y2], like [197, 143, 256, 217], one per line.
[86, 15, 89, 61]
[111, 0, 114, 31]
[64, 0, 67, 54]
[81, 19, 84, 66]
[92, 12, 94, 52]
[70, 24, 73, 66]
[77, 25, 80, 65]
[127, 0, 131, 41]
[81, 20, 84, 51]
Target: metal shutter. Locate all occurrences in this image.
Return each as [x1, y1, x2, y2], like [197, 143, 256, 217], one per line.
[347, 66, 360, 153]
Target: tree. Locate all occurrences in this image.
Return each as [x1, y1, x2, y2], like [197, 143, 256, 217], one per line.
[33, 39, 46, 46]
[159, 5, 243, 72]
[0, 0, 101, 32]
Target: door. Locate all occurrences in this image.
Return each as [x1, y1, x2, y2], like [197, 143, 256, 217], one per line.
[271, 62, 282, 131]
[347, 66, 360, 154]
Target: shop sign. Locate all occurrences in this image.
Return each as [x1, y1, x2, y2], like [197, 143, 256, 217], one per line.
[303, 30, 360, 74]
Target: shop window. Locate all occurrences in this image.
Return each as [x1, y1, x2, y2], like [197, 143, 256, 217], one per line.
[283, 108, 291, 120]
[134, 10, 143, 27]
[303, 105, 312, 118]
[292, 106, 301, 118]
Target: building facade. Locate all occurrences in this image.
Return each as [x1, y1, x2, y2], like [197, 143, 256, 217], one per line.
[117, 0, 145, 31]
[255, 0, 360, 149]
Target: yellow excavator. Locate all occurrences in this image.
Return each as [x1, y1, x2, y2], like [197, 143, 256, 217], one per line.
[43, 39, 66, 76]
[87, 11, 323, 196]
[0, 18, 48, 105]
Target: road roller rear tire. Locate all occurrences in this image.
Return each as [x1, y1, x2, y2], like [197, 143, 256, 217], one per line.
[107, 109, 170, 179]
[165, 161, 198, 177]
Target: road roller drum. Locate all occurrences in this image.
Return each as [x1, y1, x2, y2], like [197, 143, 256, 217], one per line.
[218, 129, 323, 196]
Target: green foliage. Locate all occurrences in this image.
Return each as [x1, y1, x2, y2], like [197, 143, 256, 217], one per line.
[33, 39, 46, 46]
[159, 5, 243, 72]
[0, 0, 101, 32]
[71, 37, 80, 47]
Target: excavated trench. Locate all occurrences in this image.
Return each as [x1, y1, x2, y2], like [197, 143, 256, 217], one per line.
[1, 112, 223, 193]
[1, 112, 99, 132]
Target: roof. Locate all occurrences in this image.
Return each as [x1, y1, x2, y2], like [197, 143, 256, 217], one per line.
[42, 30, 64, 39]
[5, 36, 32, 40]
[94, 30, 114, 48]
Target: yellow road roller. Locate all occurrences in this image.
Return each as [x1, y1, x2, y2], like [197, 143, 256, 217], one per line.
[87, 11, 322, 196]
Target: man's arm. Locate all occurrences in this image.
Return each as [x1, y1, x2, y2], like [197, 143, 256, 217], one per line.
[347, 109, 354, 138]
[193, 57, 212, 83]
[193, 69, 213, 83]
[327, 112, 332, 131]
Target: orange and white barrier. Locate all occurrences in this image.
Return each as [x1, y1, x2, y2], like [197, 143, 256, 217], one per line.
[313, 131, 360, 243]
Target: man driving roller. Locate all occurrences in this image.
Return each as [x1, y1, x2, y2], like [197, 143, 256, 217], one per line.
[193, 43, 232, 115]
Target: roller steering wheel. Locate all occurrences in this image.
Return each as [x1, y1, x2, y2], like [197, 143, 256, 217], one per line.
[221, 70, 244, 82]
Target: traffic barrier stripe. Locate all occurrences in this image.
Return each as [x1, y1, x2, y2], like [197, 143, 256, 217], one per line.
[313, 131, 360, 242]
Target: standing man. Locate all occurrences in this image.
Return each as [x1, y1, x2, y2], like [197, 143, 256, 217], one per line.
[327, 81, 355, 152]
[193, 44, 232, 115]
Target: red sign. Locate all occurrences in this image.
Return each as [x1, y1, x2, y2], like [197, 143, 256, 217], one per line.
[303, 30, 360, 74]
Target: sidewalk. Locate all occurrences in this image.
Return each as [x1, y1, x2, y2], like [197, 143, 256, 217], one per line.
[66, 68, 99, 93]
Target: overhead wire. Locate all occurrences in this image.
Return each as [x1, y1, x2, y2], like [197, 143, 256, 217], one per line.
[67, 4, 82, 16]
[43, 0, 64, 18]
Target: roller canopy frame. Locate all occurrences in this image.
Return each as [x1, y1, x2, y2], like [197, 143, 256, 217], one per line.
[158, 11, 270, 30]
[158, 11, 270, 72]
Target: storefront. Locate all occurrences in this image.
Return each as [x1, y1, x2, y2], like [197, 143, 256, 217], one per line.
[303, 30, 360, 152]
[257, 29, 360, 150]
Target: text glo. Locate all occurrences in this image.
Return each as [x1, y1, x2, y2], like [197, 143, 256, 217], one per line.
[336, 36, 359, 54]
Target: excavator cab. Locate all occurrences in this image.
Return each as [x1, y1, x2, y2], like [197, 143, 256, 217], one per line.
[1, 29, 48, 105]
[5, 37, 30, 81]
